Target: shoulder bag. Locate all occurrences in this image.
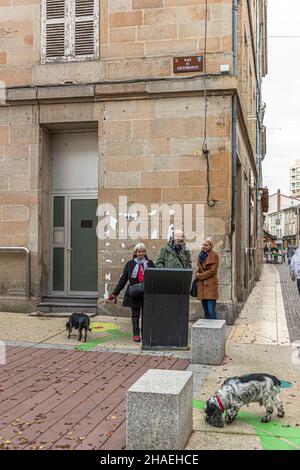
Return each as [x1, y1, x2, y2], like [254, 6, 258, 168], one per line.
[190, 278, 198, 297]
[128, 282, 145, 298]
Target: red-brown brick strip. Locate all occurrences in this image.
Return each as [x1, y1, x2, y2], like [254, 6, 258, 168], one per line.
[0, 351, 116, 447]
[100, 421, 126, 451]
[58, 354, 160, 450]
[170, 358, 190, 370]
[0, 347, 190, 450]
[0, 349, 66, 389]
[75, 355, 187, 450]
[30, 353, 141, 450]
[0, 350, 96, 414]
[1, 346, 60, 375]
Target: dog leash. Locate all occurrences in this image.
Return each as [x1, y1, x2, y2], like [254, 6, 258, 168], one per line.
[20, 311, 97, 350]
[5, 307, 106, 354]
[98, 298, 118, 313]
[33, 306, 103, 345]
[7, 328, 67, 353]
[33, 309, 96, 347]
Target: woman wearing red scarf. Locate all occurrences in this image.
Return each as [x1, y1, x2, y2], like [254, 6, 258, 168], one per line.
[108, 243, 155, 342]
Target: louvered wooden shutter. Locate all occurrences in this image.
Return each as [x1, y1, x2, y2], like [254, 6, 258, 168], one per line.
[41, 0, 99, 63]
[75, 0, 95, 56]
[44, 0, 65, 59]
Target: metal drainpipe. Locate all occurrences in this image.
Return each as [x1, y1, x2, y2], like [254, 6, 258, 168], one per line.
[232, 0, 238, 232]
[231, 95, 238, 305]
[255, 5, 263, 279]
[233, 0, 238, 76]
[256, 4, 261, 242]
[232, 96, 238, 234]
[232, 0, 238, 307]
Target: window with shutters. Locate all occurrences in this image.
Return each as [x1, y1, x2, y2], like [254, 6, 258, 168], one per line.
[41, 0, 99, 63]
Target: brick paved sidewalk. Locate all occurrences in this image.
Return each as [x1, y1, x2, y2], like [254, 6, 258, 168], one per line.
[0, 346, 189, 451]
[276, 263, 300, 343]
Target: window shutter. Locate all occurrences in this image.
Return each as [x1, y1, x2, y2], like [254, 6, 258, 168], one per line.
[46, 0, 65, 19]
[75, 0, 95, 56]
[45, 0, 66, 58]
[41, 0, 99, 63]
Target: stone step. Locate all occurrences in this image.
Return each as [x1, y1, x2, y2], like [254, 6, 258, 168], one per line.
[41, 296, 97, 304]
[36, 302, 98, 316]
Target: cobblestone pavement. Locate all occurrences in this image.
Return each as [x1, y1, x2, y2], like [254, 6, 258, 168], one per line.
[276, 262, 300, 343]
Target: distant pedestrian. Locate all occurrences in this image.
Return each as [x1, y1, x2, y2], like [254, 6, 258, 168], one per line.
[108, 243, 155, 342]
[287, 247, 294, 265]
[290, 245, 300, 295]
[195, 238, 219, 320]
[156, 229, 192, 269]
[270, 246, 278, 263]
[264, 244, 270, 263]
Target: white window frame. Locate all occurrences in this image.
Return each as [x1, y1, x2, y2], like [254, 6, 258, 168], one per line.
[41, 0, 99, 64]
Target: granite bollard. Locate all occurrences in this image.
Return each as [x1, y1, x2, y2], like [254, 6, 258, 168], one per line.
[126, 369, 193, 450]
[191, 319, 226, 365]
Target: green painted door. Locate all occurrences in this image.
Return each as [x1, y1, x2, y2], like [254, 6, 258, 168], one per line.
[70, 199, 98, 292]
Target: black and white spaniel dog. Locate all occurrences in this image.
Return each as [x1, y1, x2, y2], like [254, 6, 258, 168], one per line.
[205, 373, 285, 428]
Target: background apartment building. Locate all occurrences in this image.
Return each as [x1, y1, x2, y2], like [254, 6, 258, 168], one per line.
[290, 160, 300, 198]
[265, 206, 298, 249]
[265, 190, 300, 248]
[0, 0, 268, 323]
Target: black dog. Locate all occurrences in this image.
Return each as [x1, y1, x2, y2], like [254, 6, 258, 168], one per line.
[66, 313, 92, 342]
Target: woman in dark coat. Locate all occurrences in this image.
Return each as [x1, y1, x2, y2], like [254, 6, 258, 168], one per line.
[108, 243, 155, 342]
[196, 237, 219, 320]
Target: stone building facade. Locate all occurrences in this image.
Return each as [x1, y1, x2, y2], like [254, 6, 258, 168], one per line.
[265, 191, 300, 249]
[0, 0, 267, 323]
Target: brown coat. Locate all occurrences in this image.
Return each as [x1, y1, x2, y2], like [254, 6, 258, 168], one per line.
[196, 251, 219, 300]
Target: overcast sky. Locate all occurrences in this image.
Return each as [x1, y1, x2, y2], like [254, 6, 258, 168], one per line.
[262, 0, 300, 196]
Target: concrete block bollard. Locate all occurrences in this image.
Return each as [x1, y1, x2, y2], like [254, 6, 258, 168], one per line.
[191, 319, 226, 365]
[126, 369, 193, 450]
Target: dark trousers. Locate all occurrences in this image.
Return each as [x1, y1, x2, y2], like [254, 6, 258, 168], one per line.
[131, 307, 143, 336]
[297, 280, 300, 296]
[202, 300, 218, 320]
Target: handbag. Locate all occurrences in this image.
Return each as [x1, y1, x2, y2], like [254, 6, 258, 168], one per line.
[128, 282, 144, 298]
[190, 278, 198, 297]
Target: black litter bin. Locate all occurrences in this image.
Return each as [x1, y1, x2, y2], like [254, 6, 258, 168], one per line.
[142, 268, 193, 350]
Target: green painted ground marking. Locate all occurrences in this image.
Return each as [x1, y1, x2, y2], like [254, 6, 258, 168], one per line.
[75, 329, 131, 352]
[193, 400, 300, 450]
